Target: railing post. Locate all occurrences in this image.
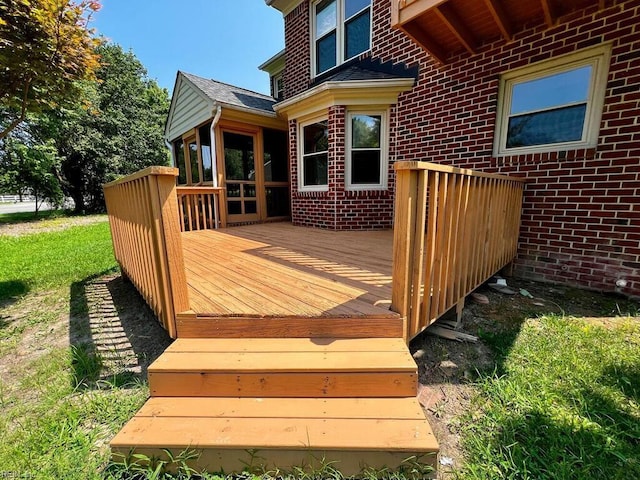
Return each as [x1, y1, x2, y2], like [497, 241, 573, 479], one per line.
[104, 166, 191, 340]
[149, 175, 190, 338]
[392, 162, 428, 343]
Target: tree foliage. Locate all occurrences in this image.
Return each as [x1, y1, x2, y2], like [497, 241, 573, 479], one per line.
[0, 138, 64, 212]
[1, 42, 170, 214]
[0, 0, 101, 139]
[46, 43, 170, 213]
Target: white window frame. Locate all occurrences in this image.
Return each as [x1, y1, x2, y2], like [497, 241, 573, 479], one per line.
[493, 44, 611, 156]
[346, 109, 388, 191]
[298, 115, 330, 192]
[272, 72, 284, 101]
[311, 0, 373, 78]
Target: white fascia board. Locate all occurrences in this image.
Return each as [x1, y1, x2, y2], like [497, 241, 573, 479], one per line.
[273, 78, 415, 119]
[258, 49, 286, 75]
[265, 0, 303, 16]
[165, 73, 215, 141]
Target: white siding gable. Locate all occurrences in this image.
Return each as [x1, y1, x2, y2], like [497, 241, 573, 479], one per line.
[165, 73, 214, 142]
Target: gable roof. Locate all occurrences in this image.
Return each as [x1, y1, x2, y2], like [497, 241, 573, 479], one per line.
[181, 72, 277, 114]
[165, 71, 277, 141]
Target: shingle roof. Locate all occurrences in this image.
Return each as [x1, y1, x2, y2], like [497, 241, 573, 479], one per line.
[310, 57, 419, 88]
[181, 72, 277, 114]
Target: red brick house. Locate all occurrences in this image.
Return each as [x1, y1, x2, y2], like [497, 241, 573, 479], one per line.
[165, 0, 639, 298]
[261, 0, 639, 298]
[109, 0, 637, 470]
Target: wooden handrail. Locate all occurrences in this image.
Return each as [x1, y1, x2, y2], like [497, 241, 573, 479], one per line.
[103, 168, 189, 338]
[176, 186, 225, 231]
[392, 161, 525, 342]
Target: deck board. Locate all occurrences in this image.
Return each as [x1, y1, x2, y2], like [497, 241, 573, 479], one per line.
[181, 223, 396, 318]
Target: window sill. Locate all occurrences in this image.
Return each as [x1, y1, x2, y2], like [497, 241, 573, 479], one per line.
[345, 185, 387, 192]
[298, 186, 329, 193]
[493, 140, 598, 158]
[312, 49, 372, 81]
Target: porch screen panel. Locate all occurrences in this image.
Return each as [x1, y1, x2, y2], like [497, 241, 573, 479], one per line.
[173, 139, 186, 185]
[199, 125, 213, 183]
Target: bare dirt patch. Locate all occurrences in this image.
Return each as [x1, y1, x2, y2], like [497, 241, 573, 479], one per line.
[409, 278, 639, 479]
[0, 274, 171, 405]
[69, 274, 173, 383]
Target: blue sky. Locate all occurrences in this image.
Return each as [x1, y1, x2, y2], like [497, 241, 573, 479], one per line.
[92, 0, 284, 95]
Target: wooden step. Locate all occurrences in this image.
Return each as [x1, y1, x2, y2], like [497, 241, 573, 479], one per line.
[110, 397, 438, 476]
[148, 338, 418, 397]
[175, 313, 404, 338]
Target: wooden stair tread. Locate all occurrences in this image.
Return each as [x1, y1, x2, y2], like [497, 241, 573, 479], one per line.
[166, 337, 408, 353]
[111, 336, 440, 474]
[151, 338, 417, 373]
[150, 351, 416, 373]
[136, 396, 426, 419]
[111, 411, 437, 452]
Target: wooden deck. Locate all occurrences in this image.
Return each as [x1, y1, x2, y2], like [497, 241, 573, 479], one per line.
[180, 223, 398, 318]
[104, 163, 526, 475]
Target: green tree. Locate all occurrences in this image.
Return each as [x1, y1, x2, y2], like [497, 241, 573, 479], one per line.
[0, 138, 64, 213]
[0, 0, 101, 139]
[43, 43, 170, 213]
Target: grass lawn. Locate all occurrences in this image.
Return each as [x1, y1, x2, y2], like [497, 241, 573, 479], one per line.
[0, 221, 116, 299]
[0, 212, 638, 479]
[0, 210, 68, 224]
[0, 214, 150, 480]
[460, 315, 639, 479]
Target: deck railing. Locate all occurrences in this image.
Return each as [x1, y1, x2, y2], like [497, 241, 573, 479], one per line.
[176, 186, 224, 232]
[103, 167, 189, 338]
[392, 161, 526, 341]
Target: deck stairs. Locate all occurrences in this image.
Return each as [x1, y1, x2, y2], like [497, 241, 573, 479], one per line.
[111, 331, 439, 475]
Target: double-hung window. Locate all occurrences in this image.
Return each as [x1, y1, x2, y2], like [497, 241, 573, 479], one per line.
[346, 111, 387, 190]
[272, 73, 284, 101]
[300, 119, 329, 191]
[494, 44, 611, 155]
[313, 0, 372, 76]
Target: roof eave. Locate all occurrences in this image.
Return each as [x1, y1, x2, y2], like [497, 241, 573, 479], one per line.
[218, 101, 278, 119]
[274, 78, 416, 119]
[265, 0, 303, 16]
[258, 49, 286, 74]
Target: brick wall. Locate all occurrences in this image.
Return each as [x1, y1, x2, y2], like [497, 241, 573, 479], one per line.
[282, 0, 640, 296]
[284, 2, 311, 99]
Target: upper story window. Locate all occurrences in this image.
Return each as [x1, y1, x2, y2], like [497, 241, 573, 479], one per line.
[346, 111, 387, 190]
[313, 0, 371, 76]
[494, 44, 611, 156]
[272, 73, 284, 100]
[299, 118, 329, 191]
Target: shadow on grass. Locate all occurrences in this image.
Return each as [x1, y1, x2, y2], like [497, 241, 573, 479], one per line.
[600, 362, 640, 405]
[468, 404, 640, 479]
[0, 280, 30, 310]
[410, 278, 639, 478]
[69, 272, 172, 390]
